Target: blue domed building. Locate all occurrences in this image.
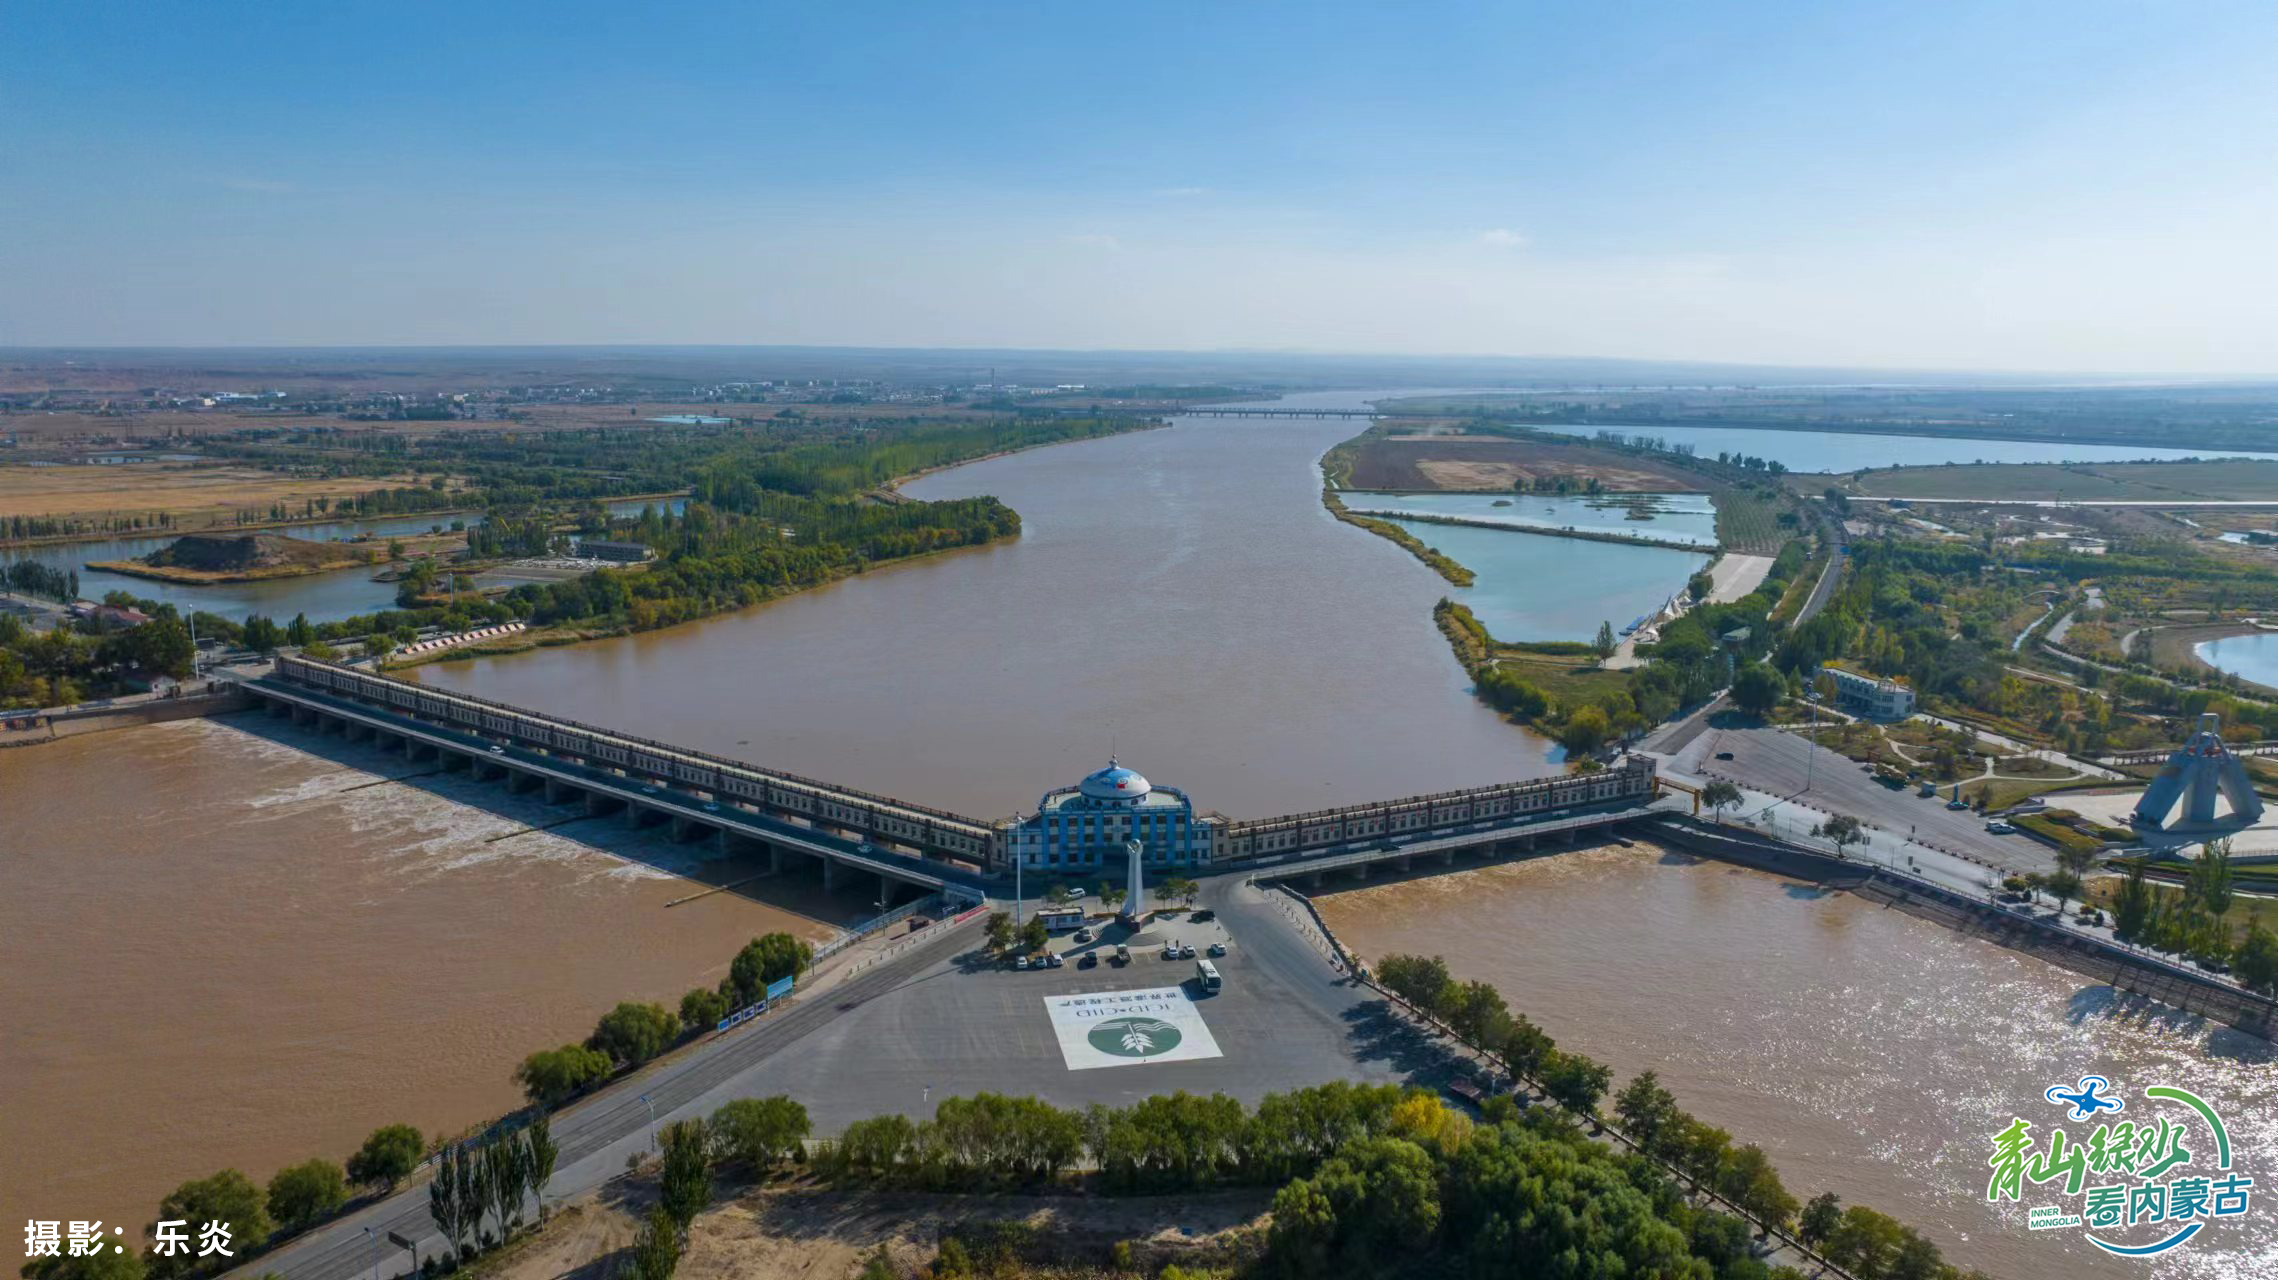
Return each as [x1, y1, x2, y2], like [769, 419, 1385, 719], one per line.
[1000, 759, 1218, 873]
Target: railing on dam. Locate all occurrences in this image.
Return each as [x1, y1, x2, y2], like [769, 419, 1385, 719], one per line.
[270, 655, 998, 866]
[1219, 755, 1657, 861]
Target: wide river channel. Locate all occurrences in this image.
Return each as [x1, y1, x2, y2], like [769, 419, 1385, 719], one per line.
[4, 392, 2271, 1280]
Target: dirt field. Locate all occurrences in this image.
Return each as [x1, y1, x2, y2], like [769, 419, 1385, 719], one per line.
[493, 1177, 1268, 1280]
[1347, 434, 1706, 492]
[0, 461, 431, 521]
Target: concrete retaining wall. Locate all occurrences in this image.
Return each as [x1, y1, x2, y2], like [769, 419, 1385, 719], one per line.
[0, 686, 253, 748]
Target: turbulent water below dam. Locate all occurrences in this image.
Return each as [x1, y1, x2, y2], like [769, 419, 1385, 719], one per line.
[1315, 845, 2277, 1280]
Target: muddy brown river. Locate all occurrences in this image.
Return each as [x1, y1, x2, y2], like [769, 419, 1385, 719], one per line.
[1315, 845, 2276, 1280]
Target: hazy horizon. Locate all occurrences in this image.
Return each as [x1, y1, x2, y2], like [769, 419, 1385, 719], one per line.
[6, 1, 2276, 373]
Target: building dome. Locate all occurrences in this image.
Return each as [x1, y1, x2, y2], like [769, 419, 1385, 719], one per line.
[1078, 759, 1152, 801]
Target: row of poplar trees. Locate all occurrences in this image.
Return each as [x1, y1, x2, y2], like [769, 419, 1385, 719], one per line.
[427, 1115, 558, 1259]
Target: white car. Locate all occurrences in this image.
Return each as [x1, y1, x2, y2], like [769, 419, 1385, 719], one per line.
[1985, 820, 2015, 834]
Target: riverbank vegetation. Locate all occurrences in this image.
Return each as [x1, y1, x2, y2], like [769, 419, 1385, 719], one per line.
[1432, 537, 1813, 753]
[0, 414, 1154, 704]
[496, 1076, 1958, 1280]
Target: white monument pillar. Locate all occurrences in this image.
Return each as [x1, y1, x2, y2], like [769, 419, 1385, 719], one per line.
[1123, 838, 1144, 923]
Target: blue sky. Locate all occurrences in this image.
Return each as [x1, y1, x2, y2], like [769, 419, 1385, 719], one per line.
[5, 0, 2276, 371]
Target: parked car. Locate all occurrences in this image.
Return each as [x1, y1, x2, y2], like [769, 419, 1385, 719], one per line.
[1985, 820, 2014, 834]
[1177, 942, 1196, 959]
[1206, 941, 1227, 957]
[1044, 952, 1064, 968]
[1947, 799, 1971, 810]
[1918, 782, 1938, 797]
[1714, 750, 1735, 761]
[1161, 945, 1180, 961]
[1078, 951, 1098, 969]
[1113, 944, 1131, 966]
[1191, 909, 1215, 923]
[1014, 955, 1030, 971]
[1073, 926, 1093, 943]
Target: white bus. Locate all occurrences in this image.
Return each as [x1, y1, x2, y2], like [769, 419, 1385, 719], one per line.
[1037, 905, 1086, 933]
[1194, 958, 1221, 993]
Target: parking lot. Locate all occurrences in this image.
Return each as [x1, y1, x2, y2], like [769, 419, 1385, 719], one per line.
[1666, 719, 2064, 877]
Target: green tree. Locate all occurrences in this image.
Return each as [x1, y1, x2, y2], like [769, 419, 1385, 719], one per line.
[983, 910, 1014, 952]
[724, 932, 813, 1005]
[1594, 619, 1617, 660]
[1798, 1192, 1843, 1247]
[678, 987, 728, 1033]
[708, 1096, 811, 1169]
[628, 1208, 680, 1280]
[286, 612, 314, 648]
[1374, 953, 1454, 1013]
[1700, 780, 1743, 823]
[1814, 813, 1867, 857]
[2235, 920, 2278, 995]
[1613, 1071, 1681, 1154]
[588, 1001, 678, 1066]
[147, 1171, 270, 1277]
[2190, 839, 2235, 921]
[346, 1123, 424, 1192]
[514, 1044, 612, 1105]
[1539, 1049, 1613, 1116]
[1018, 915, 1049, 953]
[1732, 662, 1785, 715]
[240, 615, 282, 654]
[1689, 570, 1715, 603]
[2113, 863, 2155, 943]
[21, 1248, 146, 1280]
[265, 1158, 348, 1232]
[523, 1115, 559, 1217]
[657, 1120, 712, 1230]
[1498, 1013, 1554, 1081]
[1558, 704, 1612, 755]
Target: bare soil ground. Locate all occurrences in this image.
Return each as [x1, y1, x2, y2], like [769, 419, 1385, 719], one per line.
[1348, 435, 1705, 492]
[490, 1177, 1267, 1280]
[0, 461, 429, 521]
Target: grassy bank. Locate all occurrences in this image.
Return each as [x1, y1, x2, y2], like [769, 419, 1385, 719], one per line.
[1322, 488, 1474, 585]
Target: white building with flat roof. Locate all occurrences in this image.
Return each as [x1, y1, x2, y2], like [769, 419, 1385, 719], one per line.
[1819, 664, 1915, 721]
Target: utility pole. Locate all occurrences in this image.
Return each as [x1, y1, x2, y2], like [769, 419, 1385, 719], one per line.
[1804, 688, 1821, 792]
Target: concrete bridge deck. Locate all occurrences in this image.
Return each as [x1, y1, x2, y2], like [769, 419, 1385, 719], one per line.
[1240, 801, 1662, 884]
[244, 675, 984, 898]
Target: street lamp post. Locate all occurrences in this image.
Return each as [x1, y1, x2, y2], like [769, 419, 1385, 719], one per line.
[639, 1093, 657, 1152]
[363, 1227, 378, 1280]
[1804, 688, 1822, 793]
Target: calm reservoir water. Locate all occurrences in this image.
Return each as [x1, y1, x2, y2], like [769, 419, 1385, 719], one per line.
[1347, 489, 1720, 548]
[1316, 846, 2276, 1280]
[1531, 422, 2278, 473]
[1379, 517, 1708, 642]
[413, 391, 1569, 817]
[2, 498, 684, 623]
[2194, 632, 2278, 689]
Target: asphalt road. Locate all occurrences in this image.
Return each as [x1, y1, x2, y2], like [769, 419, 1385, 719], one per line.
[1667, 719, 2060, 877]
[232, 878, 1424, 1280]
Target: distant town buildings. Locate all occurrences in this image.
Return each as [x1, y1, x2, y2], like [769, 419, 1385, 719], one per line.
[1001, 760, 1217, 874]
[1819, 663, 1914, 720]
